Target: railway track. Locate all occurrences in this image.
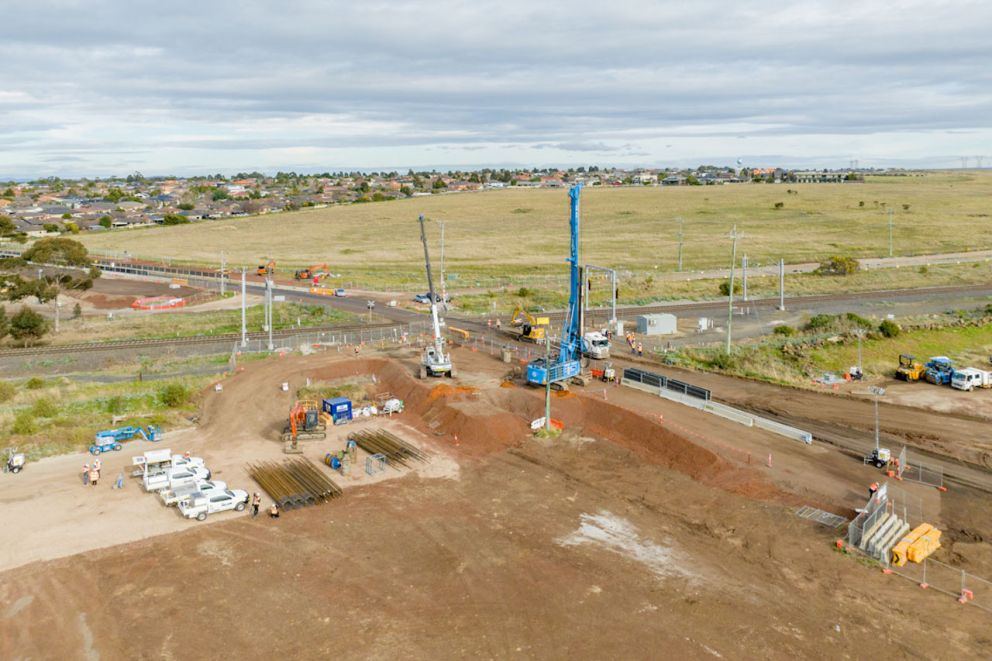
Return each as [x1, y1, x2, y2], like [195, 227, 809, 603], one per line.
[0, 321, 408, 358]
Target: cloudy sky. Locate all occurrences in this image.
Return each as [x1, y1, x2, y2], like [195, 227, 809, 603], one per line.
[2, 0, 991, 177]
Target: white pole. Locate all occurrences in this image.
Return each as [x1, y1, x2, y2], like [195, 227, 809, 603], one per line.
[742, 254, 748, 302]
[240, 268, 247, 347]
[439, 220, 448, 311]
[220, 251, 226, 296]
[778, 258, 785, 311]
[726, 225, 738, 354]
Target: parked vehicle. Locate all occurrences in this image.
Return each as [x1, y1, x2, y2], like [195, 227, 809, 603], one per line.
[160, 479, 227, 506]
[5, 448, 25, 474]
[924, 356, 954, 385]
[895, 354, 925, 381]
[334, 288, 347, 297]
[179, 489, 249, 521]
[132, 449, 210, 492]
[951, 367, 992, 391]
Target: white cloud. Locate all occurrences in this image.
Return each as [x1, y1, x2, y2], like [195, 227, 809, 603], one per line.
[1, 0, 990, 176]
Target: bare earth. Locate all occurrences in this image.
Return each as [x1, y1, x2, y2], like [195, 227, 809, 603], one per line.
[1, 346, 990, 659]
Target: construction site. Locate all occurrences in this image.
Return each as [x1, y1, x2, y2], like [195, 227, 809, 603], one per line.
[3, 184, 992, 659]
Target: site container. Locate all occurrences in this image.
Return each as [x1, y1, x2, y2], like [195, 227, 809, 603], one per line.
[322, 397, 353, 424]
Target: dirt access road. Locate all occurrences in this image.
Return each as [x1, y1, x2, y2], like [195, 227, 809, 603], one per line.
[2, 347, 990, 658]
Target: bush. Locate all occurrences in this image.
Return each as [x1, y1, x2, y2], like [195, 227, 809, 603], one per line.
[718, 280, 742, 296]
[773, 202, 784, 209]
[106, 396, 126, 415]
[918, 265, 929, 275]
[815, 255, 860, 276]
[32, 397, 58, 418]
[844, 312, 873, 329]
[516, 287, 534, 298]
[805, 314, 834, 331]
[878, 319, 901, 338]
[12, 410, 38, 435]
[9, 307, 50, 345]
[772, 324, 796, 336]
[25, 377, 45, 390]
[158, 383, 191, 407]
[0, 381, 15, 402]
[709, 350, 737, 370]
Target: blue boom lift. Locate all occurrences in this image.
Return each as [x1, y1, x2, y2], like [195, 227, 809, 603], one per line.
[89, 425, 162, 455]
[526, 184, 585, 388]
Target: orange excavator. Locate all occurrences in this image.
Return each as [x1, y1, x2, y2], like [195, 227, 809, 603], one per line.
[257, 260, 276, 277]
[294, 263, 328, 280]
[281, 400, 326, 442]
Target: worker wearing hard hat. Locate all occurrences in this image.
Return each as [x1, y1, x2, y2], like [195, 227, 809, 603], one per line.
[868, 482, 880, 500]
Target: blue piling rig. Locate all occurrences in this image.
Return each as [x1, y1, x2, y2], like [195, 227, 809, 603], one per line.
[526, 183, 584, 386]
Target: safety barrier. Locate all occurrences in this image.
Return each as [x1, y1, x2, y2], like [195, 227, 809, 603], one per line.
[621, 375, 813, 445]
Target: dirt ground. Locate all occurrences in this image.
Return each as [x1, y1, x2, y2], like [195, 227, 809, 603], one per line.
[1, 346, 990, 659]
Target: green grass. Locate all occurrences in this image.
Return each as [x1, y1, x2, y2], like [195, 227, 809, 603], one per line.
[45, 302, 355, 345]
[0, 371, 216, 459]
[666, 312, 992, 387]
[77, 172, 992, 291]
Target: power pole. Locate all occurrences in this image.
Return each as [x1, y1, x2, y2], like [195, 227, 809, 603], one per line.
[220, 251, 226, 296]
[741, 254, 748, 302]
[869, 386, 885, 451]
[725, 225, 739, 354]
[887, 209, 894, 257]
[240, 268, 247, 347]
[544, 334, 552, 432]
[777, 258, 785, 311]
[265, 274, 274, 351]
[676, 216, 684, 272]
[439, 220, 448, 311]
[53, 295, 59, 334]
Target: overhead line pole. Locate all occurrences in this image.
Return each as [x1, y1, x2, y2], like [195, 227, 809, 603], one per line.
[240, 268, 247, 347]
[726, 225, 739, 354]
[676, 216, 684, 272]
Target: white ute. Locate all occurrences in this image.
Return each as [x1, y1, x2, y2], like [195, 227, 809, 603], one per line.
[178, 489, 249, 521]
[160, 479, 228, 506]
[132, 449, 210, 492]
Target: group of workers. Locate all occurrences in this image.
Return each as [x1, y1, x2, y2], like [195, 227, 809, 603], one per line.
[249, 491, 280, 519]
[624, 333, 644, 357]
[80, 460, 129, 489]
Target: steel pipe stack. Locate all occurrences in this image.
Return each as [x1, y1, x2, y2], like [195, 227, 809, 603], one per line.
[248, 458, 343, 510]
[350, 429, 430, 469]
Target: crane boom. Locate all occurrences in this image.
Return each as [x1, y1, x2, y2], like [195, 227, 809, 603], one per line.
[417, 215, 448, 368]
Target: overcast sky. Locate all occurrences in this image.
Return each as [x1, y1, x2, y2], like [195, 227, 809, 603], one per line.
[2, 0, 991, 178]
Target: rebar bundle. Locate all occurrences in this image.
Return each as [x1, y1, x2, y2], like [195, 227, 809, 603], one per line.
[247, 458, 343, 510]
[350, 429, 430, 470]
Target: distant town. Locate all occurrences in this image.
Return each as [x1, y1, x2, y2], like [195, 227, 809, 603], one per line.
[0, 165, 873, 237]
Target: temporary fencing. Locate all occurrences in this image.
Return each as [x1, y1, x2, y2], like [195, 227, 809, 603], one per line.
[896, 445, 945, 489]
[887, 555, 992, 615]
[232, 321, 431, 359]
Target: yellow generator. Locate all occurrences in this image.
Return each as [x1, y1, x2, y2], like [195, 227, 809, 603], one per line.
[891, 523, 941, 567]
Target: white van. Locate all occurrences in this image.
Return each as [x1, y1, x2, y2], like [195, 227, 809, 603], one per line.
[951, 368, 992, 391]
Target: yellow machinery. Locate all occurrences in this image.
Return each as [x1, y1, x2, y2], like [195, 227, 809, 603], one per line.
[891, 523, 942, 567]
[510, 304, 549, 342]
[895, 354, 925, 381]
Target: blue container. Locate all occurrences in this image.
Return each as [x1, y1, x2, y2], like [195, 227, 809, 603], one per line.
[322, 397, 353, 424]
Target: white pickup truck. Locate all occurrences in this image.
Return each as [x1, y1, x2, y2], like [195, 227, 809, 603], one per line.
[178, 489, 249, 521]
[159, 479, 227, 506]
[132, 449, 210, 492]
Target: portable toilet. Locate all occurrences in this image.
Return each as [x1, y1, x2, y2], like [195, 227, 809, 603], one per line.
[322, 397, 353, 425]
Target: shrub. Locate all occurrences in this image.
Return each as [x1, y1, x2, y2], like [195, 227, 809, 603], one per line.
[902, 204, 910, 211]
[31, 397, 58, 418]
[0, 381, 15, 402]
[815, 255, 860, 276]
[805, 314, 834, 331]
[158, 383, 191, 407]
[774, 202, 784, 209]
[709, 350, 737, 370]
[516, 287, 534, 298]
[106, 395, 126, 415]
[772, 324, 796, 336]
[25, 377, 45, 389]
[718, 280, 742, 296]
[878, 319, 901, 338]
[844, 312, 873, 329]
[12, 410, 38, 435]
[918, 265, 929, 275]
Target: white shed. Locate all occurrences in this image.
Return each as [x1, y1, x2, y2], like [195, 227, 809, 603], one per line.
[636, 313, 677, 336]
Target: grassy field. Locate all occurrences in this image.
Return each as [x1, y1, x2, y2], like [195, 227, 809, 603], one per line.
[0, 368, 217, 458]
[28, 302, 355, 346]
[79, 172, 992, 291]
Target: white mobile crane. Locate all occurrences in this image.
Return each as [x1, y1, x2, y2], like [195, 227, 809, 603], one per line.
[417, 215, 455, 379]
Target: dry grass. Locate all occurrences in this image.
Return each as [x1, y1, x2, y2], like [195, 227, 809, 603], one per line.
[79, 172, 992, 288]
